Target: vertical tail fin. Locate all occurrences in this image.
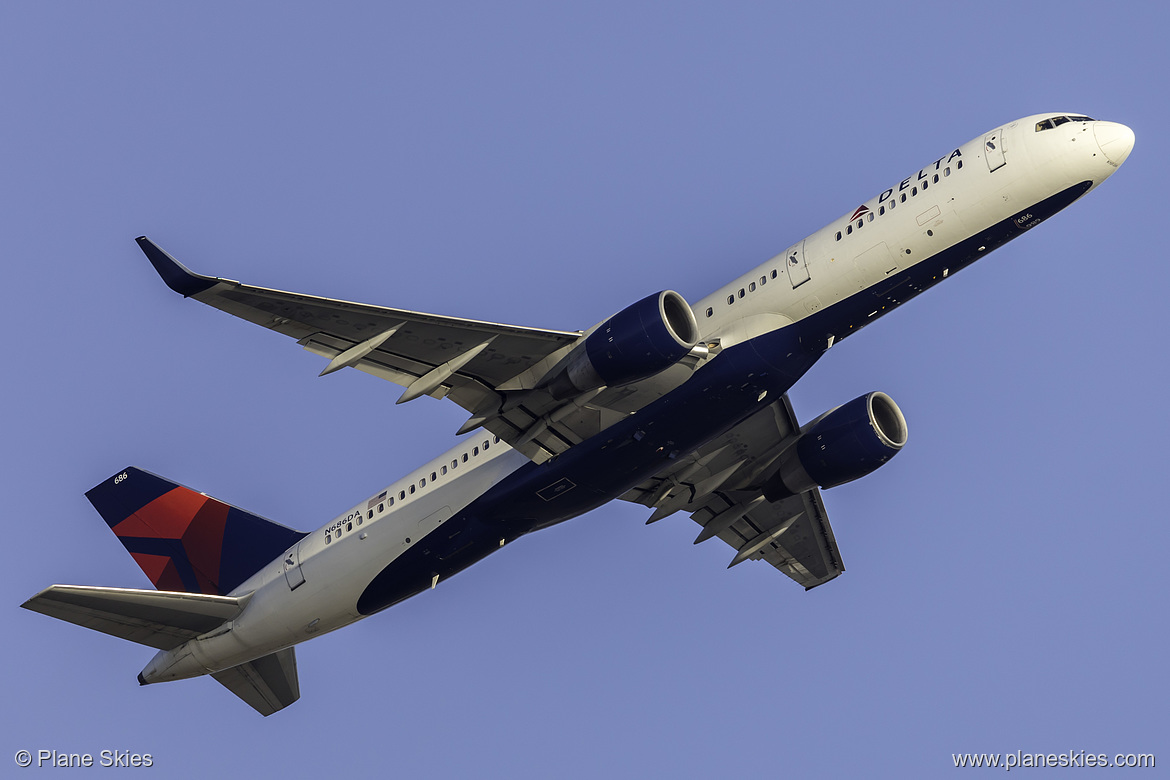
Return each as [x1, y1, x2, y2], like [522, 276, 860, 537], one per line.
[86, 467, 306, 596]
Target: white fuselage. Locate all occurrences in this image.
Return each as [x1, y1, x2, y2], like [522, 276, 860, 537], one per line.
[141, 114, 1132, 684]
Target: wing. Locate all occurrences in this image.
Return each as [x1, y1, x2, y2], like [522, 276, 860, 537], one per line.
[138, 237, 712, 463]
[622, 394, 844, 589]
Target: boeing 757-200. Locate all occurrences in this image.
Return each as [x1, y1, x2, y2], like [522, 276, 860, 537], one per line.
[23, 114, 1134, 715]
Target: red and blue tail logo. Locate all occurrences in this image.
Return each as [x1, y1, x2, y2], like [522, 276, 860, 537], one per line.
[86, 467, 306, 596]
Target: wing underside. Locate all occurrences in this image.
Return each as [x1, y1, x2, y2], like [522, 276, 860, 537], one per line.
[623, 395, 844, 589]
[137, 237, 722, 462]
[139, 238, 618, 458]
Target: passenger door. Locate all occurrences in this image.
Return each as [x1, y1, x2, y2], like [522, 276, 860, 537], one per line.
[984, 128, 1006, 172]
[283, 542, 306, 591]
[785, 240, 810, 289]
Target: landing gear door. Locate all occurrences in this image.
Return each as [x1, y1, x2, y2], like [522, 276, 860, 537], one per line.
[283, 542, 306, 591]
[785, 240, 810, 289]
[984, 128, 1006, 172]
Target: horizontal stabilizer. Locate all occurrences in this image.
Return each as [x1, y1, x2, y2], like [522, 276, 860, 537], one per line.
[21, 585, 247, 651]
[212, 648, 300, 716]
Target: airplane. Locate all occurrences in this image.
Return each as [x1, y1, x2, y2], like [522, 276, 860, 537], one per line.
[23, 113, 1133, 715]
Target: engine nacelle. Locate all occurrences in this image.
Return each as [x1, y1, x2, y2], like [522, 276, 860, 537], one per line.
[543, 290, 700, 400]
[763, 392, 908, 499]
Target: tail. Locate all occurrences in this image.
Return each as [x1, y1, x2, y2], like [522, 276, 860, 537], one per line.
[21, 585, 301, 716]
[86, 467, 306, 596]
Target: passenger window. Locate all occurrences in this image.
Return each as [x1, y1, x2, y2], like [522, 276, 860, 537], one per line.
[771, 269, 777, 279]
[932, 174, 939, 183]
[957, 160, 963, 169]
[867, 212, 874, 222]
[705, 307, 713, 317]
[900, 193, 907, 203]
[748, 282, 755, 292]
[430, 471, 437, 481]
[348, 522, 353, 531]
[399, 490, 405, 500]
[483, 440, 489, 450]
[409, 485, 415, 494]
[836, 231, 842, 241]
[378, 502, 384, 512]
[462, 453, 469, 462]
[451, 460, 457, 469]
[727, 294, 734, 304]
[419, 478, 426, 487]
[944, 167, 950, 177]
[879, 206, 885, 215]
[911, 187, 918, 196]
[473, 447, 479, 456]
[367, 510, 373, 519]
[759, 276, 766, 285]
[921, 180, 928, 190]
[494, 436, 500, 443]
[738, 288, 745, 298]
[847, 225, 852, 235]
[441, 466, 447, 475]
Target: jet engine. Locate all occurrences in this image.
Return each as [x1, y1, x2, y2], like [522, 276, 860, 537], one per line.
[542, 290, 700, 400]
[763, 391, 908, 499]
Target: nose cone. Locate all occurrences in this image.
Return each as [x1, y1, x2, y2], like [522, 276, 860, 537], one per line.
[1094, 121, 1135, 167]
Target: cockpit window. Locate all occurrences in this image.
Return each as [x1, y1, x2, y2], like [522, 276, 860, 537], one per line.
[1035, 115, 1095, 132]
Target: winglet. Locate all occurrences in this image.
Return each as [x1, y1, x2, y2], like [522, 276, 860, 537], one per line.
[135, 236, 220, 297]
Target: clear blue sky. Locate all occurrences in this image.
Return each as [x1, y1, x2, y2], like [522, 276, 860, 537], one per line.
[3, 2, 1165, 777]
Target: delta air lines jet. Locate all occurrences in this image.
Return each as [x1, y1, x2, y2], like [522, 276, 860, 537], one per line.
[23, 114, 1133, 715]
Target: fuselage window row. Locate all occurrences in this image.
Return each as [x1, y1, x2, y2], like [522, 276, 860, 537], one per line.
[834, 161, 962, 241]
[710, 267, 782, 317]
[329, 436, 502, 542]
